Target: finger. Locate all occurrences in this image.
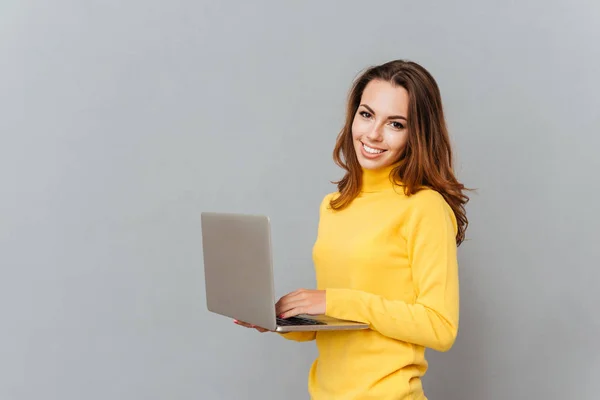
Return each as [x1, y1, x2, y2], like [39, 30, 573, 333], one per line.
[275, 294, 291, 310]
[234, 319, 254, 328]
[275, 290, 308, 312]
[235, 320, 270, 332]
[280, 306, 305, 319]
[275, 289, 306, 308]
[249, 324, 269, 332]
[276, 299, 308, 316]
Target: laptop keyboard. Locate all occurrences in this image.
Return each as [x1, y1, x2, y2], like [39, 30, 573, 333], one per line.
[276, 316, 326, 326]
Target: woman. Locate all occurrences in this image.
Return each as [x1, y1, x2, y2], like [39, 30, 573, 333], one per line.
[236, 59, 469, 399]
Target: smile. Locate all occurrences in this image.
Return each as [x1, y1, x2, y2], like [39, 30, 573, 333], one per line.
[362, 143, 386, 154]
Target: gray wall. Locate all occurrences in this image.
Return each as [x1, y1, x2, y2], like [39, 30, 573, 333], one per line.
[1, 1, 598, 399]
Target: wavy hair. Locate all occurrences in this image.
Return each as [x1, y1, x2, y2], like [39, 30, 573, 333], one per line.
[331, 60, 470, 245]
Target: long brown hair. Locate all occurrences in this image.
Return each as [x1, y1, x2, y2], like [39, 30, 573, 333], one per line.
[331, 60, 470, 245]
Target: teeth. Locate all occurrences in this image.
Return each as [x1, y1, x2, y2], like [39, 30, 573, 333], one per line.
[363, 143, 385, 154]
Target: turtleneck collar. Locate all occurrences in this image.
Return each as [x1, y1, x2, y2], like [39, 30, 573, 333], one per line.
[361, 163, 400, 193]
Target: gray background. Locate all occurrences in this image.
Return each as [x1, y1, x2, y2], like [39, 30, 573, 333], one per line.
[1, 1, 599, 399]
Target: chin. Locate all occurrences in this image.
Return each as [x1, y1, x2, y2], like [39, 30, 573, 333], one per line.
[357, 156, 393, 170]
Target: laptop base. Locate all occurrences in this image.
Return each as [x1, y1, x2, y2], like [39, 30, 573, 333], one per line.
[274, 314, 369, 332]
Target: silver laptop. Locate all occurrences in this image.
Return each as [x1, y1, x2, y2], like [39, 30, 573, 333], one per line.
[200, 212, 369, 332]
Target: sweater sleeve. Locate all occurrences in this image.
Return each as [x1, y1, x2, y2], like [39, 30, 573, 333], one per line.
[324, 191, 460, 352]
[277, 331, 317, 342]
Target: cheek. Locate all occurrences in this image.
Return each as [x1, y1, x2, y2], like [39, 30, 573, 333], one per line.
[384, 131, 409, 152]
[351, 118, 369, 139]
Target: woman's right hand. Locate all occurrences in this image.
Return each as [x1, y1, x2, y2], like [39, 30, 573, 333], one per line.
[233, 319, 270, 333]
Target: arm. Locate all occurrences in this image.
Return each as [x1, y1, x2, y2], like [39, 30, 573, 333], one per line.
[324, 191, 460, 352]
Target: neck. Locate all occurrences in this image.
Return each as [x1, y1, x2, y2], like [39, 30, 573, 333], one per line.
[361, 164, 399, 192]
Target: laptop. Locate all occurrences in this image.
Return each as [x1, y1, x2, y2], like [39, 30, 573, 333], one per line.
[200, 212, 369, 332]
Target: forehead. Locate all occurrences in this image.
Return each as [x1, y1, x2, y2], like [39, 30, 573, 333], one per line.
[360, 79, 409, 115]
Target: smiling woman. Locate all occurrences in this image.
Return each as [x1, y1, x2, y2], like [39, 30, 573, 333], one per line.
[235, 59, 470, 400]
[330, 60, 469, 244]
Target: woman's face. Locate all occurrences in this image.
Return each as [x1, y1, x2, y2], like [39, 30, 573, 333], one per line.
[351, 79, 410, 170]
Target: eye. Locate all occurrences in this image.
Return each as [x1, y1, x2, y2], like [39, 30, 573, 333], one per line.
[390, 121, 405, 130]
[359, 111, 372, 119]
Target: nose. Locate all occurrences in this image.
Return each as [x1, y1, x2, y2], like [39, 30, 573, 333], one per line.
[366, 123, 383, 141]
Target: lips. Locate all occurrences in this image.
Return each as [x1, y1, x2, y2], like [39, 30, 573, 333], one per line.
[362, 142, 386, 154]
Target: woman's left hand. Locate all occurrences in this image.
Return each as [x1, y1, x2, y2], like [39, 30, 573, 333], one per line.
[275, 289, 326, 318]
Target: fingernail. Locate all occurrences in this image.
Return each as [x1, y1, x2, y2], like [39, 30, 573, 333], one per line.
[233, 319, 238, 323]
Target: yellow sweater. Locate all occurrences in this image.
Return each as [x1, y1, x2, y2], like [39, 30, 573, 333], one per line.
[281, 164, 460, 399]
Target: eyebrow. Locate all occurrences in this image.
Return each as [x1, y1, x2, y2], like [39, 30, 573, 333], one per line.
[359, 104, 407, 121]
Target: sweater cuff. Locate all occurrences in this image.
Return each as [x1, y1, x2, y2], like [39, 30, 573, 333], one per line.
[325, 288, 369, 324]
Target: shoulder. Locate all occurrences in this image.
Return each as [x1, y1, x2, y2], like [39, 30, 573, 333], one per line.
[319, 192, 338, 212]
[404, 187, 448, 209]
[403, 188, 457, 231]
